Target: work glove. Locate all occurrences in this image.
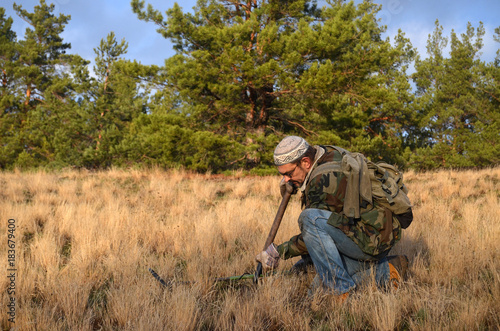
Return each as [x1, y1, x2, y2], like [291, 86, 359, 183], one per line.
[255, 243, 280, 270]
[279, 178, 297, 198]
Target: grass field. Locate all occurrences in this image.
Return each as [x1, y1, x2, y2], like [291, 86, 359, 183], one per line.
[1, 167, 499, 330]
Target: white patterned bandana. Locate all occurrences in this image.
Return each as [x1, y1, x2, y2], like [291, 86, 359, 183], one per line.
[273, 136, 310, 166]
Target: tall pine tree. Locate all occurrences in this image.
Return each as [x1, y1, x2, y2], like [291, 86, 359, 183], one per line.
[412, 20, 499, 168]
[131, 0, 416, 167]
[0, 7, 20, 168]
[0, 1, 89, 168]
[78, 32, 153, 168]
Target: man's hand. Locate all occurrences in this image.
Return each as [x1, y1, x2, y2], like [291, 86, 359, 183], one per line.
[280, 178, 297, 197]
[255, 243, 280, 270]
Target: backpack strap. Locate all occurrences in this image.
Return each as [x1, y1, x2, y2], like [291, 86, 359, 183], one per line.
[380, 170, 399, 206]
[309, 162, 343, 180]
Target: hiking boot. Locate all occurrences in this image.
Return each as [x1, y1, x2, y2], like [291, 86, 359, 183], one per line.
[387, 255, 409, 279]
[387, 255, 409, 289]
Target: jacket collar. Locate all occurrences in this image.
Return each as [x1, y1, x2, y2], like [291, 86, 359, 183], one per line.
[300, 145, 325, 192]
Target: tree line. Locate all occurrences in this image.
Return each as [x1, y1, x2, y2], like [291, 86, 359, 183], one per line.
[1, 0, 499, 173]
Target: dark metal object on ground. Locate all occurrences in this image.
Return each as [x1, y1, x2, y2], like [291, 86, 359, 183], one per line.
[149, 268, 263, 289]
[150, 268, 174, 288]
[150, 183, 295, 288]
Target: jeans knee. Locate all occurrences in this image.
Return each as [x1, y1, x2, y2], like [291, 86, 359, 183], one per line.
[298, 208, 326, 231]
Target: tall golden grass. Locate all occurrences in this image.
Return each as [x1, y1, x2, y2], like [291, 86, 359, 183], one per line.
[1, 167, 499, 330]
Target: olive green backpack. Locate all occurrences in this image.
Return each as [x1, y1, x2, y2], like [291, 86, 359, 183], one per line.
[309, 145, 413, 256]
[316, 145, 413, 229]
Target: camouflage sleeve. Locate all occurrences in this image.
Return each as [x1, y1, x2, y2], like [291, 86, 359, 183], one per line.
[276, 234, 308, 260]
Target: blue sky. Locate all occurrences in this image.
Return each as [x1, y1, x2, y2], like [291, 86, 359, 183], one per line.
[3, 0, 499, 70]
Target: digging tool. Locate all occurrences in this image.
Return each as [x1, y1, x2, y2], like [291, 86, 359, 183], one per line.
[149, 183, 295, 288]
[254, 182, 294, 284]
[149, 268, 272, 289]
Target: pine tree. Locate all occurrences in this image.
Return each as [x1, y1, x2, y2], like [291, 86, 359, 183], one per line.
[131, 0, 317, 135]
[0, 1, 89, 168]
[131, 0, 416, 168]
[411, 20, 499, 169]
[79, 32, 153, 168]
[470, 26, 500, 166]
[0, 7, 20, 168]
[281, 1, 416, 164]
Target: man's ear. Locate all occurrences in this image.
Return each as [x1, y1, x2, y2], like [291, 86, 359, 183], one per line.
[301, 157, 313, 169]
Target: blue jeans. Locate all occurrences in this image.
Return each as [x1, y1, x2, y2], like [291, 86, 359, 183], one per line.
[299, 208, 390, 295]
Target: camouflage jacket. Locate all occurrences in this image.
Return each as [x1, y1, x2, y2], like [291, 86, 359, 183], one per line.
[277, 145, 402, 258]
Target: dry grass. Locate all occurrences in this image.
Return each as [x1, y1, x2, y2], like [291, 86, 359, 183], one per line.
[1, 167, 499, 330]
